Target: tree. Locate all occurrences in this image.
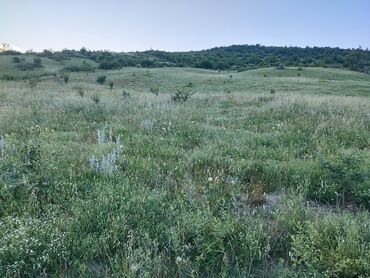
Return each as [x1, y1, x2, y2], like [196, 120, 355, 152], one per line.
[33, 57, 42, 68]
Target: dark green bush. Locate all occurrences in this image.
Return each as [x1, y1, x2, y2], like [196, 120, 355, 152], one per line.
[171, 89, 193, 103]
[96, 75, 106, 85]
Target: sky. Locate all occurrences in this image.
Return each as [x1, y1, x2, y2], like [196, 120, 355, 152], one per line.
[1, 0, 369, 52]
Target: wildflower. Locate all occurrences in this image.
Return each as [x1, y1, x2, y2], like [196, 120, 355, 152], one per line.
[208, 177, 213, 182]
[0, 136, 5, 154]
[176, 256, 183, 264]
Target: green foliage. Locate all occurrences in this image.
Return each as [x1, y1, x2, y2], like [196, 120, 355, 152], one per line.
[61, 73, 69, 84]
[290, 213, 370, 277]
[171, 89, 193, 103]
[90, 94, 101, 104]
[12, 56, 21, 63]
[74, 85, 85, 97]
[32, 57, 42, 68]
[122, 90, 130, 98]
[62, 60, 95, 72]
[96, 75, 106, 85]
[109, 81, 114, 90]
[0, 216, 69, 277]
[150, 87, 159, 96]
[316, 151, 370, 208]
[2, 74, 16, 81]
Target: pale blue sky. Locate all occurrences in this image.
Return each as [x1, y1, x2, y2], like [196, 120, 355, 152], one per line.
[1, 0, 369, 52]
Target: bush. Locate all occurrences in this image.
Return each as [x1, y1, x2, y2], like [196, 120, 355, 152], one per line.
[96, 75, 106, 85]
[62, 61, 95, 72]
[2, 74, 16, 81]
[32, 57, 42, 68]
[109, 81, 114, 90]
[12, 56, 21, 63]
[171, 89, 193, 103]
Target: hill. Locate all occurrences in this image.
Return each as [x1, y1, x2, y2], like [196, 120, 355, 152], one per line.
[2, 44, 370, 73]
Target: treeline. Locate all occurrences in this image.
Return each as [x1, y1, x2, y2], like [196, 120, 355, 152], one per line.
[2, 44, 370, 73]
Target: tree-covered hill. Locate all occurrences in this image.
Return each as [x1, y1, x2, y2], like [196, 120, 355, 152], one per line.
[2, 44, 370, 73]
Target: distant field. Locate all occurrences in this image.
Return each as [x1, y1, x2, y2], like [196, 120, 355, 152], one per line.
[0, 55, 369, 276]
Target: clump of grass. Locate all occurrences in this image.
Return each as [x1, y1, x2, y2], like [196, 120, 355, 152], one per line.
[150, 87, 159, 96]
[122, 90, 130, 98]
[90, 94, 100, 104]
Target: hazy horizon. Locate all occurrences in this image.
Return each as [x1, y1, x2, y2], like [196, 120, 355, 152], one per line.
[1, 0, 370, 52]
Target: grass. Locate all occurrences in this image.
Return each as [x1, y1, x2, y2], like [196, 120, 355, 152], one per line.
[0, 55, 370, 276]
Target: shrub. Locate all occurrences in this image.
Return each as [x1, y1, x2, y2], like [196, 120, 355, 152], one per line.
[96, 75, 106, 85]
[12, 56, 21, 63]
[62, 61, 95, 72]
[32, 57, 42, 68]
[171, 89, 193, 103]
[2, 74, 16, 81]
[109, 81, 114, 90]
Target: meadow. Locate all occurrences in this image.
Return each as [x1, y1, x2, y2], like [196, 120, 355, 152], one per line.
[0, 55, 370, 277]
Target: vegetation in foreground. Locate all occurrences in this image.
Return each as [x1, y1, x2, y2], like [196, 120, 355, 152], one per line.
[0, 58, 369, 277]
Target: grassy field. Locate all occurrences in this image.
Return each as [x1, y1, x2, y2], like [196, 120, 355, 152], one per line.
[0, 55, 370, 277]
